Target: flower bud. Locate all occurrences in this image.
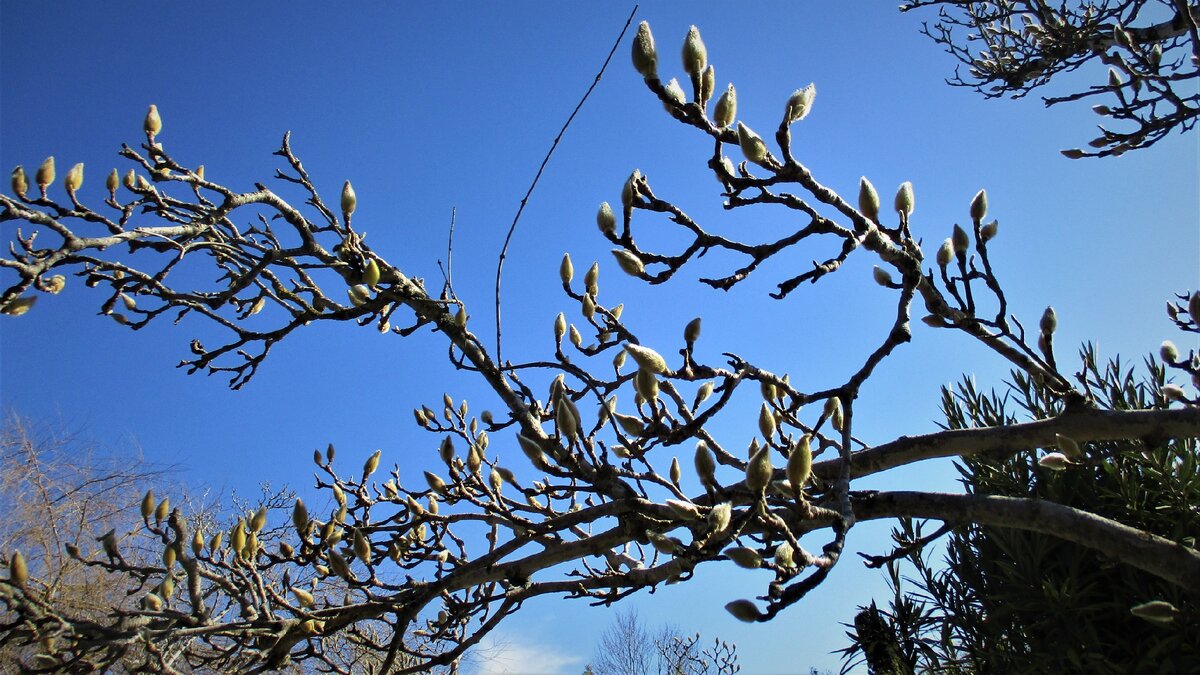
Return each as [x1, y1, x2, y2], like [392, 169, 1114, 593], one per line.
[293, 499, 309, 533]
[424, 470, 447, 494]
[824, 397, 844, 433]
[681, 25, 707, 77]
[1189, 292, 1200, 325]
[625, 342, 668, 373]
[559, 253, 574, 285]
[155, 497, 169, 524]
[951, 224, 970, 255]
[693, 381, 714, 409]
[597, 201, 616, 234]
[64, 163, 83, 195]
[250, 506, 268, 533]
[341, 180, 357, 218]
[1108, 68, 1122, 88]
[9, 551, 28, 585]
[894, 181, 914, 219]
[612, 248, 645, 276]
[348, 285, 371, 307]
[581, 294, 595, 320]
[746, 446, 773, 493]
[35, 157, 55, 196]
[554, 312, 566, 341]
[635, 368, 659, 401]
[669, 456, 682, 485]
[1055, 433, 1082, 458]
[1130, 600, 1180, 624]
[700, 64, 715, 107]
[736, 122, 768, 166]
[694, 440, 716, 485]
[725, 547, 762, 569]
[713, 84, 737, 129]
[613, 412, 644, 437]
[1163, 384, 1186, 402]
[663, 78, 686, 108]
[758, 403, 776, 440]
[621, 170, 641, 210]
[775, 541, 795, 568]
[585, 262, 600, 296]
[784, 84, 816, 124]
[684, 317, 702, 343]
[11, 166, 28, 199]
[707, 502, 732, 533]
[980, 220, 998, 241]
[353, 529, 372, 565]
[192, 529, 205, 556]
[1040, 306, 1057, 335]
[569, 324, 583, 348]
[872, 266, 894, 287]
[1160, 340, 1179, 364]
[970, 189, 987, 222]
[292, 587, 315, 608]
[632, 21, 658, 79]
[725, 599, 760, 623]
[141, 490, 155, 520]
[858, 177, 880, 221]
[362, 259, 381, 287]
[106, 168, 119, 196]
[364, 448, 382, 477]
[123, 169, 136, 190]
[786, 435, 813, 493]
[1038, 452, 1072, 470]
[144, 104, 163, 139]
[666, 499, 701, 520]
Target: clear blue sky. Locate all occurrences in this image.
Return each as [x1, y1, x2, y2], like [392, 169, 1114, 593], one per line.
[2, 2, 1197, 673]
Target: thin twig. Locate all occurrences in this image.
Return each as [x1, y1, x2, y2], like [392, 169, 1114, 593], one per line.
[494, 5, 639, 363]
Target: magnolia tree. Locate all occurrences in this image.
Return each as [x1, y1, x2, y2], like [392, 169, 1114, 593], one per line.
[899, 0, 1200, 157]
[1, 17, 1198, 674]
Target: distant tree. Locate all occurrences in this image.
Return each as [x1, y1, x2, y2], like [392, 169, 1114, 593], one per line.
[1, 13, 1197, 674]
[841, 346, 1199, 673]
[588, 609, 738, 675]
[902, 0, 1200, 156]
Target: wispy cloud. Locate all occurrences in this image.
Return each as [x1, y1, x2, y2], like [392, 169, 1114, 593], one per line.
[471, 632, 584, 675]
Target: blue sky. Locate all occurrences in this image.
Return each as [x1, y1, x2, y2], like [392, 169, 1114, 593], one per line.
[2, 2, 1197, 673]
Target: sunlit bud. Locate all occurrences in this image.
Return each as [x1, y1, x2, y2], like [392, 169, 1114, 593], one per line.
[666, 498, 701, 520]
[230, 520, 247, 556]
[119, 293, 136, 311]
[64, 163, 83, 196]
[773, 541, 796, 568]
[614, 412, 645, 436]
[424, 471, 447, 495]
[758, 403, 776, 440]
[559, 253, 574, 285]
[684, 317, 702, 343]
[35, 157, 55, 196]
[10, 166, 28, 199]
[597, 201, 616, 234]
[681, 25, 707, 77]
[855, 177, 881, 221]
[101, 168, 119, 198]
[352, 529, 372, 566]
[291, 587, 315, 608]
[736, 122, 768, 165]
[1038, 452, 1072, 470]
[632, 21, 658, 79]
[581, 294, 595, 320]
[694, 441, 717, 485]
[746, 446, 773, 493]
[700, 64, 715, 107]
[110, 312, 128, 325]
[725, 599, 760, 622]
[249, 506, 268, 534]
[569, 324, 583, 348]
[621, 170, 642, 210]
[952, 224, 970, 254]
[613, 349, 627, 371]
[969, 189, 988, 222]
[155, 497, 169, 524]
[206, 530, 222, 553]
[361, 259, 381, 288]
[291, 499, 309, 535]
[141, 490, 155, 520]
[144, 105, 163, 139]
[195, 165, 204, 181]
[936, 238, 954, 266]
[1108, 68, 1123, 88]
[191, 529, 205, 556]
[517, 433, 549, 470]
[364, 448, 382, 478]
[759, 380, 776, 402]
[159, 575, 175, 599]
[1054, 433, 1082, 458]
[824, 397, 844, 432]
[8, 551, 28, 585]
[664, 457, 680, 486]
[1158, 340, 1179, 364]
[123, 169, 136, 190]
[780, 85, 816, 127]
[663, 78, 686, 108]
[724, 546, 762, 569]
[612, 248, 645, 276]
[454, 305, 467, 328]
[625, 342, 668, 373]
[556, 400, 579, 441]
[1040, 306, 1057, 335]
[635, 368, 659, 401]
[139, 592, 164, 612]
[714, 84, 737, 128]
[708, 502, 732, 533]
[585, 261, 600, 296]
[162, 543, 177, 569]
[553, 312, 566, 342]
[787, 435, 813, 492]
[1163, 384, 1186, 402]
[1130, 600, 1180, 624]
[980, 220, 998, 242]
[1189, 292, 1200, 325]
[336, 182, 357, 223]
[1150, 43, 1163, 68]
[348, 285, 371, 307]
[1060, 148, 1087, 159]
[327, 549, 352, 580]
[871, 266, 894, 287]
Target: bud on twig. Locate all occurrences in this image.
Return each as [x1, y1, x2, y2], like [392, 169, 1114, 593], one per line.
[682, 26, 707, 78]
[894, 181, 914, 220]
[1130, 600, 1180, 624]
[11, 166, 28, 199]
[625, 342, 668, 373]
[632, 21, 658, 80]
[858, 177, 880, 221]
[714, 84, 737, 129]
[341, 181, 357, 220]
[736, 122, 768, 166]
[612, 248, 645, 276]
[725, 599, 761, 622]
[144, 105, 163, 140]
[784, 84, 816, 124]
[597, 202, 616, 234]
[35, 157, 55, 198]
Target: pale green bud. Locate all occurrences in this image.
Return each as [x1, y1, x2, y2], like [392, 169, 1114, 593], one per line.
[894, 181, 914, 219]
[632, 21, 658, 79]
[681, 25, 707, 77]
[725, 547, 762, 569]
[694, 441, 716, 486]
[621, 170, 641, 209]
[684, 317, 702, 343]
[1130, 600, 1180, 624]
[784, 83, 816, 124]
[1040, 306, 1057, 335]
[1038, 452, 1072, 470]
[774, 541, 795, 568]
[1055, 433, 1082, 458]
[663, 78, 686, 108]
[612, 248, 645, 276]
[693, 381, 714, 409]
[725, 599, 760, 622]
[597, 202, 616, 234]
[786, 435, 812, 493]
[1161, 340, 1179, 363]
[952, 224, 970, 254]
[559, 253, 574, 286]
[936, 238, 954, 267]
[669, 457, 682, 485]
[758, 403, 776, 440]
[714, 84, 737, 128]
[746, 446, 772, 493]
[872, 266, 894, 287]
[341, 180, 357, 218]
[858, 177, 880, 221]
[970, 189, 987, 222]
[980, 220, 998, 241]
[625, 342, 668, 373]
[708, 502, 732, 533]
[700, 64, 715, 107]
[585, 262, 600, 296]
[362, 259, 381, 287]
[9, 551, 28, 585]
[635, 368, 659, 401]
[144, 104, 163, 138]
[736, 122, 768, 166]
[554, 312, 566, 341]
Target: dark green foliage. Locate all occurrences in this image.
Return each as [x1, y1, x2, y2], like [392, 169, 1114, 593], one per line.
[842, 345, 1199, 674]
